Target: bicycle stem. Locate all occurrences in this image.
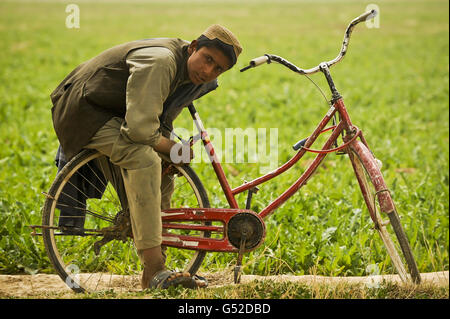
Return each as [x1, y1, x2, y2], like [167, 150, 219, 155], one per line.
[319, 63, 341, 102]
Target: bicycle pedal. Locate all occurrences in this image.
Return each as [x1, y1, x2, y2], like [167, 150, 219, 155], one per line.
[233, 235, 247, 284]
[93, 235, 114, 255]
[234, 265, 242, 284]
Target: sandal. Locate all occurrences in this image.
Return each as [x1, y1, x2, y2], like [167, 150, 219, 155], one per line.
[150, 270, 208, 289]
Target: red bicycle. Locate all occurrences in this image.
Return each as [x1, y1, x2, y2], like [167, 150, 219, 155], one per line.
[33, 10, 421, 293]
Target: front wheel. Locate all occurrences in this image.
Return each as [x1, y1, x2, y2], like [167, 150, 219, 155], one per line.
[349, 140, 421, 284]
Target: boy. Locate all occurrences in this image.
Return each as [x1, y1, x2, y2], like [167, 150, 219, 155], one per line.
[50, 25, 242, 289]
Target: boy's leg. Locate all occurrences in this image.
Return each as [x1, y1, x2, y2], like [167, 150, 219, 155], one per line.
[160, 170, 175, 211]
[85, 117, 203, 289]
[85, 117, 165, 284]
[93, 156, 128, 209]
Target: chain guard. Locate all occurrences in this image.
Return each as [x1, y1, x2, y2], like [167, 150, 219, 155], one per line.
[227, 212, 264, 251]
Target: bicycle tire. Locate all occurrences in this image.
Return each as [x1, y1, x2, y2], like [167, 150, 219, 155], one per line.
[42, 149, 210, 293]
[349, 140, 421, 284]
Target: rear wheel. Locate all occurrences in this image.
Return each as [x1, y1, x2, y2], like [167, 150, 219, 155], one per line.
[42, 149, 210, 293]
[349, 140, 421, 284]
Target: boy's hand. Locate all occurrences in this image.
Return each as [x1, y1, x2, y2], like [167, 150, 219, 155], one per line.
[153, 136, 177, 155]
[153, 136, 193, 164]
[179, 143, 194, 163]
[170, 142, 194, 164]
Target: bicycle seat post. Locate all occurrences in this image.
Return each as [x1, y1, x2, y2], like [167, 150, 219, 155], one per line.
[244, 180, 260, 210]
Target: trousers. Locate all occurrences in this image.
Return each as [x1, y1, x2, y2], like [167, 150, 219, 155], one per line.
[85, 117, 174, 250]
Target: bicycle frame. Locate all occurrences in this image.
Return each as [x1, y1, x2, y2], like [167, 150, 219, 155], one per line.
[188, 76, 359, 220]
[161, 67, 366, 252]
[160, 10, 384, 253]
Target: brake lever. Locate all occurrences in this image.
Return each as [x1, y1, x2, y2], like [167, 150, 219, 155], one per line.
[240, 65, 252, 72]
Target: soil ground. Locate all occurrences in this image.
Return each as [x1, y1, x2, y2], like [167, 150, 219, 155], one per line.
[0, 271, 448, 298]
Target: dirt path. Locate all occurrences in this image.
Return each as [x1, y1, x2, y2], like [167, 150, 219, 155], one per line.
[0, 271, 448, 298]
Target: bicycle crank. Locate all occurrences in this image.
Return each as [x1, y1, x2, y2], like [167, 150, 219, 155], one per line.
[226, 212, 265, 284]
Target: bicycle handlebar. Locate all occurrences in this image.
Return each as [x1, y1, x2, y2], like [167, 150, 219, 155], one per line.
[240, 10, 377, 75]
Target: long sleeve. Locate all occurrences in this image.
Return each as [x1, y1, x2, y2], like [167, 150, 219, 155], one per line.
[120, 46, 177, 147]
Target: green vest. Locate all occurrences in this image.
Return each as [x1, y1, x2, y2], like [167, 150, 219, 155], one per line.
[51, 38, 218, 160]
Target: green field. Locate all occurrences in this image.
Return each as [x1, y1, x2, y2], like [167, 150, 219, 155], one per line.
[0, 0, 448, 291]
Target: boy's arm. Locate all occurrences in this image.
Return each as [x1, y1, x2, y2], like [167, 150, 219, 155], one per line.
[123, 46, 193, 161]
[121, 47, 175, 150]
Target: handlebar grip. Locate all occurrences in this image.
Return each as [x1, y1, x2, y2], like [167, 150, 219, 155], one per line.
[250, 55, 269, 67]
[364, 9, 378, 21]
[240, 55, 270, 72]
[353, 10, 378, 25]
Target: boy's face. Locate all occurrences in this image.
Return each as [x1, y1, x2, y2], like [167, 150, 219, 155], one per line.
[187, 40, 231, 85]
